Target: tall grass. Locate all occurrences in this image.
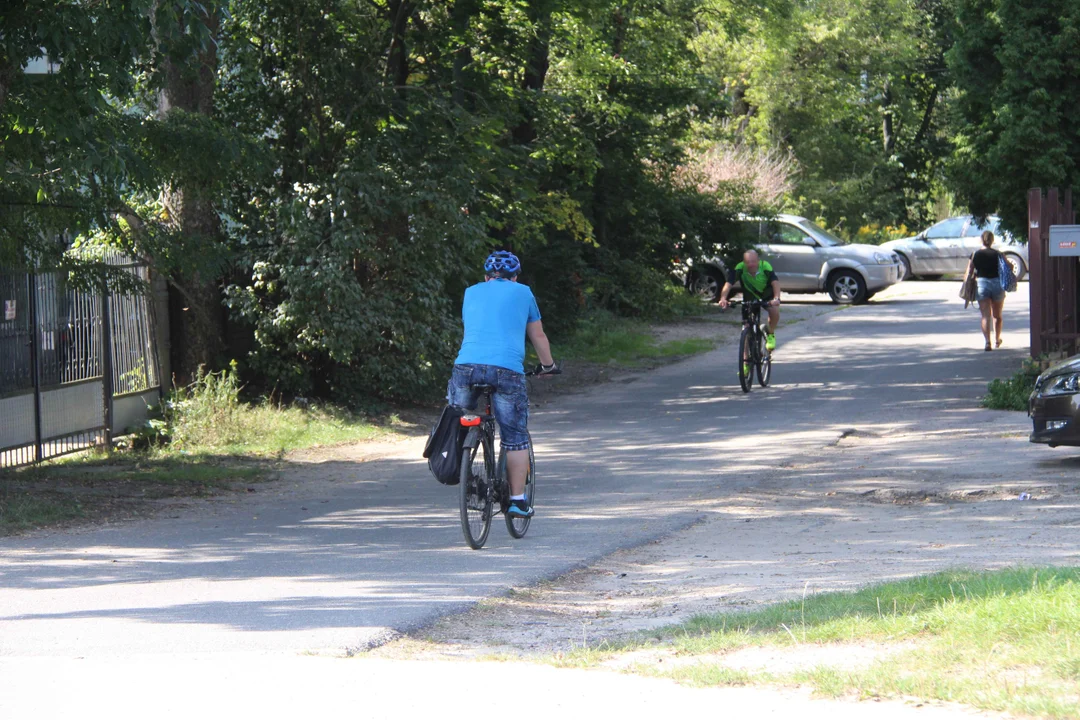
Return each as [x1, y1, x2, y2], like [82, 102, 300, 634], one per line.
[161, 364, 384, 456]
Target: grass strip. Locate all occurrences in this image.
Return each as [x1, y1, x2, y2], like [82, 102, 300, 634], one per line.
[0, 491, 85, 534]
[553, 311, 716, 366]
[167, 402, 391, 456]
[639, 568, 1080, 718]
[1, 455, 270, 534]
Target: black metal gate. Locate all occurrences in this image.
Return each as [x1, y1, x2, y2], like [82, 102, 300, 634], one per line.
[0, 254, 161, 468]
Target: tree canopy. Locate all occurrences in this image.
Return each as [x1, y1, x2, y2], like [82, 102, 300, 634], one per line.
[947, 0, 1080, 235]
[2, 0, 1076, 400]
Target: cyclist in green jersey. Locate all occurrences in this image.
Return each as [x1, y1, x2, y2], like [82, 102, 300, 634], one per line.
[718, 249, 782, 352]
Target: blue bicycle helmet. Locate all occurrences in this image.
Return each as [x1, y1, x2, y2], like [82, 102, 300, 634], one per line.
[484, 250, 521, 277]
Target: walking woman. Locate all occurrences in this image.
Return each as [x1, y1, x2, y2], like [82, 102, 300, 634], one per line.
[963, 230, 1006, 351]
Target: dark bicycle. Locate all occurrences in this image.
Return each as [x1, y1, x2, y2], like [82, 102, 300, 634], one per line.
[734, 299, 773, 393]
[458, 386, 537, 550]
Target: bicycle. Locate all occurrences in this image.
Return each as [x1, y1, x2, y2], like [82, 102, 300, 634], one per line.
[733, 299, 773, 393]
[457, 373, 546, 550]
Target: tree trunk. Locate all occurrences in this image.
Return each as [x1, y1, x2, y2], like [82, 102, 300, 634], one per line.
[512, 2, 553, 146]
[882, 82, 895, 154]
[451, 0, 478, 108]
[0, 62, 12, 114]
[912, 84, 940, 149]
[386, 0, 414, 115]
[591, 6, 630, 250]
[731, 82, 754, 136]
[157, 5, 226, 384]
[377, 2, 414, 278]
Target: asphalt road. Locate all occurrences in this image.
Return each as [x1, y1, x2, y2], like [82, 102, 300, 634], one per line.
[0, 282, 1033, 661]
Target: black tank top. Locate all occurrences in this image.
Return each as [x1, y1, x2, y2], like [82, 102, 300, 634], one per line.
[972, 248, 1001, 279]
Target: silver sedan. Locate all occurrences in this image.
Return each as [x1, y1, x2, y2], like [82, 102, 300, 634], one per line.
[882, 215, 1028, 281]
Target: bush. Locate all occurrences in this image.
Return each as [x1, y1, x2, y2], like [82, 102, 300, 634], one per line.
[683, 142, 797, 208]
[982, 359, 1041, 411]
[852, 223, 911, 245]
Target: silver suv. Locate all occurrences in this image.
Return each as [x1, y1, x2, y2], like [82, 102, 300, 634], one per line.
[687, 214, 904, 304]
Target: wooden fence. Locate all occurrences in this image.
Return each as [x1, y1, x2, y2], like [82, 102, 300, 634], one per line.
[1028, 188, 1080, 358]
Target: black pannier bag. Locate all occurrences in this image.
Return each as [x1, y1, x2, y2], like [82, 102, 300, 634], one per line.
[423, 404, 466, 485]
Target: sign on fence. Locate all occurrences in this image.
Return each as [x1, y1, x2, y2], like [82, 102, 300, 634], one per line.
[1049, 225, 1080, 257]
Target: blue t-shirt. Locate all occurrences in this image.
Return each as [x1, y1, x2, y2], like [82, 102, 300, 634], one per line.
[455, 280, 542, 374]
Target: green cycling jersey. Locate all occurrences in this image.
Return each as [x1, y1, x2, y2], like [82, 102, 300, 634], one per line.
[728, 260, 778, 300]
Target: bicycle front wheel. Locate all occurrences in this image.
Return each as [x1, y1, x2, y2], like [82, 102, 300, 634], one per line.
[757, 330, 772, 387]
[459, 436, 494, 550]
[501, 442, 536, 539]
[738, 326, 753, 393]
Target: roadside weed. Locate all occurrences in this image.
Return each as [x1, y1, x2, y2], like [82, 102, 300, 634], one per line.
[983, 358, 1041, 411]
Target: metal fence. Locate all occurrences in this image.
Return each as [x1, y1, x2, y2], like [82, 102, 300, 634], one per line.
[1028, 188, 1080, 358]
[0, 253, 161, 468]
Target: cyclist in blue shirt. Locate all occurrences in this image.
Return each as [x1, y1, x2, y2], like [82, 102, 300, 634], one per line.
[448, 251, 558, 519]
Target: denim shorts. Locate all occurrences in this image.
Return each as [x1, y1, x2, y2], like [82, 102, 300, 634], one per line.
[447, 364, 530, 451]
[976, 277, 1006, 302]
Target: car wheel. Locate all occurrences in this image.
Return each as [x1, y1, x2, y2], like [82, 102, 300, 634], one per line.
[827, 269, 867, 304]
[897, 254, 913, 281]
[1004, 253, 1026, 282]
[689, 268, 723, 302]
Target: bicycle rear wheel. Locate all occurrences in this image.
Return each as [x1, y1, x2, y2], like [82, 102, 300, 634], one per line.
[459, 435, 493, 550]
[756, 329, 772, 387]
[738, 326, 753, 393]
[500, 442, 536, 539]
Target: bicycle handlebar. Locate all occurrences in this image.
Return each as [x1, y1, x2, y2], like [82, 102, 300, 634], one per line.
[526, 361, 562, 377]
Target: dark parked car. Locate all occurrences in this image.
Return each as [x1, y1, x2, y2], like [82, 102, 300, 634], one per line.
[1029, 355, 1080, 447]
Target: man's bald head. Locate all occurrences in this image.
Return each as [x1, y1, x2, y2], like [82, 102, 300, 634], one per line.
[743, 249, 760, 273]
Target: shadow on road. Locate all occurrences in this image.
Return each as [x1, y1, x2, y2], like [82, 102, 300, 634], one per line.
[1, 285, 1073, 654]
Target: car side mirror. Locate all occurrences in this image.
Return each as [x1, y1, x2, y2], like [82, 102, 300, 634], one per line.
[918, 233, 930, 242]
[802, 237, 818, 247]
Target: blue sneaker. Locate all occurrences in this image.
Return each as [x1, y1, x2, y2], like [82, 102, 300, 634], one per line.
[507, 499, 534, 519]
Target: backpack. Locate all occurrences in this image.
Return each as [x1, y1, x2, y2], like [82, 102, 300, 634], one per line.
[423, 404, 466, 485]
[998, 253, 1017, 293]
